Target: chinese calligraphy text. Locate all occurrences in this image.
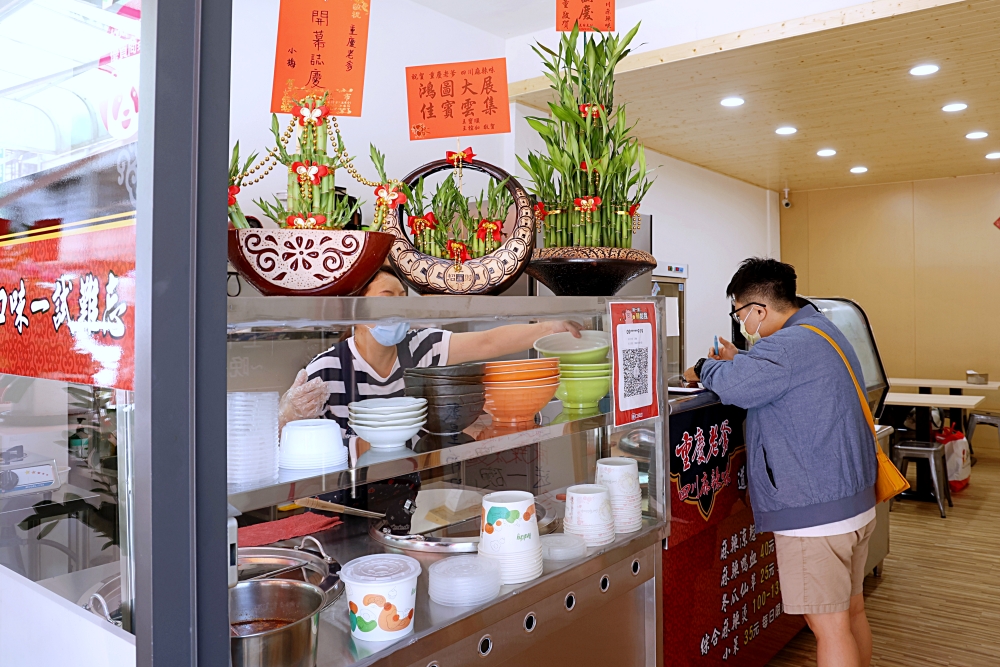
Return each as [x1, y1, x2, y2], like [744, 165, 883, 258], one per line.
[405, 58, 511, 141]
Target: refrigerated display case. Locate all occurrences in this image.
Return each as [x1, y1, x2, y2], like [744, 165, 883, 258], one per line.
[224, 295, 668, 667]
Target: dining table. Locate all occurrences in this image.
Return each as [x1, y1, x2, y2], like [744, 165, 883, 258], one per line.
[883, 384, 987, 504]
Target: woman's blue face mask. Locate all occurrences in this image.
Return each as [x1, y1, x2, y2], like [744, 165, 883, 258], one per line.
[369, 321, 409, 346]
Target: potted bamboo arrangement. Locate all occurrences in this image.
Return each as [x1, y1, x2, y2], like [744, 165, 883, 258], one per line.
[227, 93, 396, 296]
[517, 24, 657, 296]
[381, 148, 536, 295]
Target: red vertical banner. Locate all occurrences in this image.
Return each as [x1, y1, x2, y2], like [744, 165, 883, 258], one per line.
[556, 0, 615, 32]
[609, 301, 659, 427]
[405, 58, 511, 141]
[270, 0, 371, 116]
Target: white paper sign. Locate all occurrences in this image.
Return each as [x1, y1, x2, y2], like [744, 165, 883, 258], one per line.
[663, 296, 680, 337]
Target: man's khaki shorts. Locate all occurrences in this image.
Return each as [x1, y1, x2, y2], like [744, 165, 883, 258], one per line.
[773, 518, 876, 615]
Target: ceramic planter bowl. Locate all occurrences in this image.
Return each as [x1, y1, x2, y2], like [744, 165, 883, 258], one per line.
[556, 376, 611, 409]
[483, 382, 559, 424]
[534, 331, 610, 364]
[404, 363, 486, 378]
[228, 228, 394, 297]
[404, 383, 484, 397]
[525, 247, 657, 297]
[424, 399, 486, 435]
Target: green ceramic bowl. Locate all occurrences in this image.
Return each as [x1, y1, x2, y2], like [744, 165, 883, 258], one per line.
[560, 363, 611, 372]
[534, 330, 610, 364]
[556, 375, 611, 409]
[560, 369, 612, 378]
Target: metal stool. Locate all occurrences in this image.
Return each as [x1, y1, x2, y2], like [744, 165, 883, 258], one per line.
[967, 412, 1000, 448]
[890, 441, 952, 518]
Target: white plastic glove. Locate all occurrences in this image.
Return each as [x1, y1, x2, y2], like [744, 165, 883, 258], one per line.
[278, 370, 331, 432]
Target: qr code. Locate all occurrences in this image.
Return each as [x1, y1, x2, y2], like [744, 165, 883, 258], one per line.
[622, 347, 649, 398]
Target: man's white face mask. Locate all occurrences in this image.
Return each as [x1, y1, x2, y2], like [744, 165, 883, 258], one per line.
[740, 308, 763, 347]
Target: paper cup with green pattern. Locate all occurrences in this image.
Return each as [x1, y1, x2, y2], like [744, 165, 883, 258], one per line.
[479, 490, 540, 555]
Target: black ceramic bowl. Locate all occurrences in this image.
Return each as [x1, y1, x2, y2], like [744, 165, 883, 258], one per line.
[404, 363, 486, 378]
[424, 392, 488, 406]
[404, 383, 485, 397]
[424, 398, 486, 435]
[403, 373, 485, 388]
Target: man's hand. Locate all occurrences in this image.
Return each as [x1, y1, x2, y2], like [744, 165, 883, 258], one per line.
[683, 366, 700, 383]
[708, 337, 738, 361]
[547, 320, 583, 338]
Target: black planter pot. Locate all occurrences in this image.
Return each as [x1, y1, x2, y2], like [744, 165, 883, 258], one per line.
[525, 247, 657, 297]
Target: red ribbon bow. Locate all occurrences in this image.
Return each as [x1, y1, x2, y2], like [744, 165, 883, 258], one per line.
[291, 161, 329, 185]
[292, 104, 329, 126]
[408, 212, 438, 235]
[374, 183, 407, 207]
[286, 213, 327, 229]
[628, 203, 640, 217]
[476, 219, 502, 243]
[446, 240, 470, 264]
[580, 161, 594, 172]
[579, 103, 605, 119]
[533, 202, 549, 220]
[574, 196, 602, 212]
[446, 147, 476, 166]
[228, 185, 240, 206]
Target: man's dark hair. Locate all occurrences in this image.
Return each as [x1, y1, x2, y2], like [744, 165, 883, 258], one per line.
[726, 258, 798, 310]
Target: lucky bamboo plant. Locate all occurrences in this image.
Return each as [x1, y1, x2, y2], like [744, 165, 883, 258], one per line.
[229, 92, 404, 231]
[400, 150, 514, 263]
[517, 24, 654, 249]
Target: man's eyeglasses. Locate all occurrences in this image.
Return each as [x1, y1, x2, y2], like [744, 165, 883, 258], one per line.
[730, 302, 766, 323]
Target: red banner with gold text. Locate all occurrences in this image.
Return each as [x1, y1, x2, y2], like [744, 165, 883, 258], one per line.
[557, 0, 615, 32]
[270, 0, 371, 116]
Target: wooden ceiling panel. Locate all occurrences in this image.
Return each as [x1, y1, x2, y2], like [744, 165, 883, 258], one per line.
[510, 0, 1000, 191]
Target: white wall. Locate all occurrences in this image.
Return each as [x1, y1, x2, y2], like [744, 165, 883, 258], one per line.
[230, 0, 506, 225]
[505, 0, 883, 82]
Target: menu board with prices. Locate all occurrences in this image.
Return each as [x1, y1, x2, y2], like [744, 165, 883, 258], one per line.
[270, 0, 371, 115]
[609, 301, 659, 427]
[405, 58, 511, 141]
[663, 402, 804, 665]
[556, 0, 615, 32]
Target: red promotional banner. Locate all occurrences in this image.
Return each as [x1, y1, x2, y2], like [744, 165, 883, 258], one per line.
[405, 58, 511, 141]
[556, 0, 615, 32]
[270, 0, 371, 116]
[609, 301, 659, 427]
[0, 145, 138, 391]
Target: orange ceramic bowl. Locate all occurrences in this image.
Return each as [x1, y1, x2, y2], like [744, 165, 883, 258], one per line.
[483, 382, 559, 424]
[484, 358, 560, 372]
[482, 375, 561, 389]
[484, 367, 561, 383]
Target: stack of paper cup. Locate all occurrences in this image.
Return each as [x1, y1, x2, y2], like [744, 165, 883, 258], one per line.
[596, 457, 643, 534]
[428, 556, 502, 607]
[477, 491, 543, 585]
[227, 392, 279, 486]
[563, 484, 616, 547]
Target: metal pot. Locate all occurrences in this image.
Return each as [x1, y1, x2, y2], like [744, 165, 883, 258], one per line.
[230, 579, 324, 667]
[237, 536, 343, 610]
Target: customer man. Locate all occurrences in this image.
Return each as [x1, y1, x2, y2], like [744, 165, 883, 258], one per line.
[684, 258, 877, 667]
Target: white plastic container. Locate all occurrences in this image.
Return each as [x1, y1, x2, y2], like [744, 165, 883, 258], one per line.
[279, 419, 347, 469]
[541, 533, 588, 561]
[428, 556, 502, 607]
[340, 554, 421, 642]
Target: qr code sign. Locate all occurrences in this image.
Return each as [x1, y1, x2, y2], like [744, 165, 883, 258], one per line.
[622, 347, 649, 398]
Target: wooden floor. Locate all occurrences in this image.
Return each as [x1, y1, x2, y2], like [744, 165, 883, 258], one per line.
[768, 426, 1000, 667]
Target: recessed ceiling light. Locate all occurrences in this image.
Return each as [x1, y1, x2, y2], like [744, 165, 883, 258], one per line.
[817, 149, 837, 157]
[909, 64, 939, 76]
[966, 131, 988, 140]
[775, 126, 797, 135]
[720, 97, 744, 107]
[850, 166, 868, 174]
[942, 103, 968, 112]
[987, 152, 1000, 160]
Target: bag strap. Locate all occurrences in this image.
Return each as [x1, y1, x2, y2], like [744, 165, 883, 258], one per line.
[799, 324, 877, 438]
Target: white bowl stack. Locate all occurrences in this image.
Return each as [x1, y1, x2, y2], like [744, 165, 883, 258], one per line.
[563, 484, 616, 547]
[279, 419, 348, 469]
[428, 556, 502, 607]
[348, 397, 427, 449]
[596, 457, 644, 534]
[227, 392, 279, 486]
[477, 491, 544, 585]
[540, 533, 588, 561]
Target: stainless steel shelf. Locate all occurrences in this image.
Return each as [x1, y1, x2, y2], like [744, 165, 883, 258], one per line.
[227, 402, 648, 513]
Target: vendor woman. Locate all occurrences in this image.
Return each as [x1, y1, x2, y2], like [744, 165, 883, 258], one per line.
[278, 267, 582, 441]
